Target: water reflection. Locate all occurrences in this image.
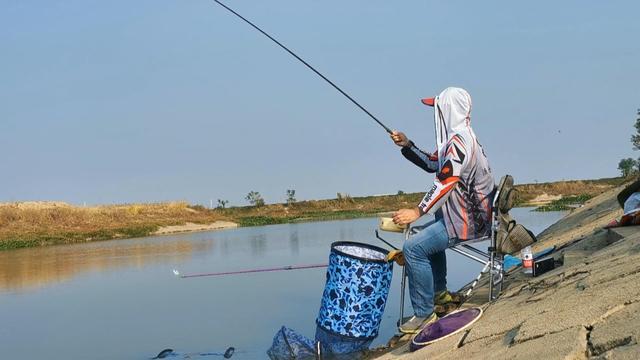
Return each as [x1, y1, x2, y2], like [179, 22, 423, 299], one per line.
[0, 236, 212, 292]
[339, 225, 355, 242]
[289, 230, 300, 255]
[250, 234, 267, 256]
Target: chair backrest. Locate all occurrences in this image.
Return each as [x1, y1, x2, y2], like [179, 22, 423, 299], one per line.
[488, 175, 514, 236]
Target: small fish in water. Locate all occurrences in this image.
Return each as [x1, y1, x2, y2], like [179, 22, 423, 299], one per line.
[199, 346, 235, 358]
[152, 346, 235, 359]
[223, 347, 235, 358]
[153, 348, 175, 359]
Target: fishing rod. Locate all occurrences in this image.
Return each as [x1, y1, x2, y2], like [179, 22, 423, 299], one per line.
[210, 0, 393, 134]
[172, 263, 327, 278]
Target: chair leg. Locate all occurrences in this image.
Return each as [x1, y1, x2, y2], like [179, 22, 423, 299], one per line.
[398, 226, 410, 327]
[464, 261, 491, 298]
[398, 265, 407, 327]
[488, 252, 494, 301]
[489, 253, 504, 301]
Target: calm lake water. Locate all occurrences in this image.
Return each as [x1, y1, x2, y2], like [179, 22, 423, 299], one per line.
[0, 208, 564, 360]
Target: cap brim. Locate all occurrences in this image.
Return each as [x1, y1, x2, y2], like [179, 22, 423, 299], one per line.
[421, 97, 435, 107]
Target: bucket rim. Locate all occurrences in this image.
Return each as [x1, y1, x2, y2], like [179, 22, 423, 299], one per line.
[330, 241, 389, 263]
[315, 321, 378, 341]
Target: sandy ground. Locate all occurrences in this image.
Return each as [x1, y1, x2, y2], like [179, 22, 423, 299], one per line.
[153, 221, 238, 235]
[375, 182, 639, 359]
[0, 201, 71, 209]
[525, 193, 563, 206]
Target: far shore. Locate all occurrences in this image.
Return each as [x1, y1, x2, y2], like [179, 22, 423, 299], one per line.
[153, 221, 238, 235]
[0, 176, 627, 251]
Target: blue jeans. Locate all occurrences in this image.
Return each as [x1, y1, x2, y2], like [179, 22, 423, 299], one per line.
[402, 218, 451, 317]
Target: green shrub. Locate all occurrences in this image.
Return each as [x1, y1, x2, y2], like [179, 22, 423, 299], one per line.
[534, 194, 593, 212]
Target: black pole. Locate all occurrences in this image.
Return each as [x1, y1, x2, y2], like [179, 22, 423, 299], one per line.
[211, 0, 393, 134]
[375, 230, 399, 250]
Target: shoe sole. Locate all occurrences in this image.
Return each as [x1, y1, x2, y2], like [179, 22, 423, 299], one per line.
[398, 315, 438, 334]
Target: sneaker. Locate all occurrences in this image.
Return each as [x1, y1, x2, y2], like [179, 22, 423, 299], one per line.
[398, 313, 438, 334]
[435, 290, 463, 305]
[434, 291, 454, 305]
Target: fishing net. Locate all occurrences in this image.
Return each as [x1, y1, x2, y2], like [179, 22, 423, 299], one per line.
[315, 241, 393, 357]
[410, 307, 483, 351]
[266, 326, 317, 360]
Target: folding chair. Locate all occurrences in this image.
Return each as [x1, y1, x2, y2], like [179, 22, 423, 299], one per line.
[377, 177, 512, 327]
[397, 179, 507, 326]
[447, 190, 504, 302]
[442, 183, 505, 301]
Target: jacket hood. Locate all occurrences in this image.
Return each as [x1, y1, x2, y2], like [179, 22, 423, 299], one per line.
[432, 87, 473, 153]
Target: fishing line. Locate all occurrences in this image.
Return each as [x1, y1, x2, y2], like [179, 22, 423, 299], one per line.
[173, 263, 327, 278]
[210, 0, 393, 134]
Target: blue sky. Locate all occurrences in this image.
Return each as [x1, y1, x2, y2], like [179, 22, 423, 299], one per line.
[1, 0, 639, 206]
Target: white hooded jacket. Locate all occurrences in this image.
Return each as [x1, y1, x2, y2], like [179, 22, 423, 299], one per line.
[401, 87, 495, 240]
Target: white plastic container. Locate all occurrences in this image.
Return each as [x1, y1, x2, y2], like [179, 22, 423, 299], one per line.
[521, 246, 533, 275]
[378, 217, 407, 233]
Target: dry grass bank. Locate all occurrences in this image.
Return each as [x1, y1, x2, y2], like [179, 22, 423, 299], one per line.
[514, 177, 626, 206]
[217, 193, 423, 227]
[0, 202, 228, 250]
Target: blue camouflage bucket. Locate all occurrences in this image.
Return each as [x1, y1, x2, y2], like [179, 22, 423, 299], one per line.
[315, 241, 393, 355]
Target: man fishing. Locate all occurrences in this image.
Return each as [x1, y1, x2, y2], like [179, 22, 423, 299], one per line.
[389, 87, 495, 334]
[207, 0, 493, 338]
